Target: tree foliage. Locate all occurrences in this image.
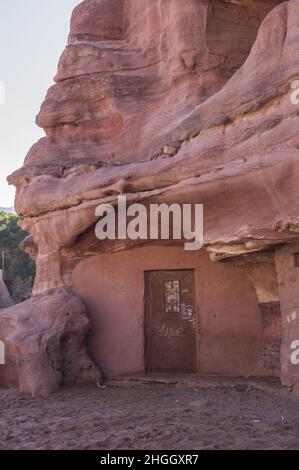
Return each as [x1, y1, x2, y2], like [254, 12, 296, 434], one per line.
[0, 211, 35, 302]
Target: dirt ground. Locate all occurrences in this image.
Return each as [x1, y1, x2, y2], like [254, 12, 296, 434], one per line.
[0, 379, 299, 450]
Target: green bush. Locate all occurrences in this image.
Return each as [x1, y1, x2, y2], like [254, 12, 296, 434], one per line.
[0, 211, 35, 302]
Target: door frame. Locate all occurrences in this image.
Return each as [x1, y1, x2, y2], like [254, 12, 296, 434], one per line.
[144, 269, 198, 374]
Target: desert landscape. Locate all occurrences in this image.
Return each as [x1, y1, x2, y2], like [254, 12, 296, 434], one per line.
[1, 379, 299, 450]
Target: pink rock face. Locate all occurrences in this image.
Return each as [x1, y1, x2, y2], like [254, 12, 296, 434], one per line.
[24, 0, 283, 167]
[0, 290, 100, 397]
[3, 0, 299, 395]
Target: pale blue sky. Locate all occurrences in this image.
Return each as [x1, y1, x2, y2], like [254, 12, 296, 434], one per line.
[0, 0, 79, 207]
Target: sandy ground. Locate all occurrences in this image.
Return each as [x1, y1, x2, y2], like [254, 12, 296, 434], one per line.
[0, 379, 299, 450]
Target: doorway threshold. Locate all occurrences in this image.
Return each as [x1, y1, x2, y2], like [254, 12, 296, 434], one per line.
[104, 373, 282, 391]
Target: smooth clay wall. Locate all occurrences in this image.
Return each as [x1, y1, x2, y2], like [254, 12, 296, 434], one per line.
[71, 245, 277, 379]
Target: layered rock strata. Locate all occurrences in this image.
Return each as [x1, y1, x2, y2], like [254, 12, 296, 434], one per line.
[1, 0, 299, 395]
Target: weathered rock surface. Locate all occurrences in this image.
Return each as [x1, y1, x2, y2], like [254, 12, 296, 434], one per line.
[0, 270, 14, 309]
[0, 290, 100, 396]
[2, 0, 299, 394]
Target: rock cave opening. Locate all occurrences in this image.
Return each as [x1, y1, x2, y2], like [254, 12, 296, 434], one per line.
[2, 0, 299, 397]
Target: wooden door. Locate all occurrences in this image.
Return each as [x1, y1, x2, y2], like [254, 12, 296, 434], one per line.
[145, 270, 197, 373]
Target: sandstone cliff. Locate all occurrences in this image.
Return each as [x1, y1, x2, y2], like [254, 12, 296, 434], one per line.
[1, 0, 299, 395]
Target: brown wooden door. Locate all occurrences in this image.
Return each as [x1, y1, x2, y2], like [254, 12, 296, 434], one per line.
[145, 270, 197, 373]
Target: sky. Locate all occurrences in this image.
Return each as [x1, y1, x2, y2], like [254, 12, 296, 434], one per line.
[0, 0, 79, 207]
